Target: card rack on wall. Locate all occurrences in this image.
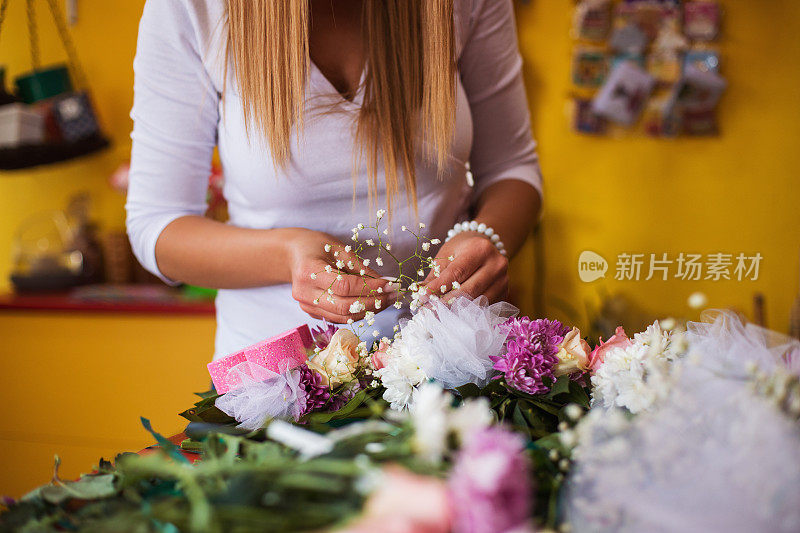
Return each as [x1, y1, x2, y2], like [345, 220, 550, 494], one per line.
[570, 0, 726, 137]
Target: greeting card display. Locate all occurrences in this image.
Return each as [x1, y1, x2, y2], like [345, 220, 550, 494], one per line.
[592, 61, 656, 125]
[569, 0, 726, 137]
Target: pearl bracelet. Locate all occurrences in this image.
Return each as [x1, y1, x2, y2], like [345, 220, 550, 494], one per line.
[444, 220, 507, 256]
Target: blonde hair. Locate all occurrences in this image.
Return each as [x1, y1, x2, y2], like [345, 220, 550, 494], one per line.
[225, 0, 455, 215]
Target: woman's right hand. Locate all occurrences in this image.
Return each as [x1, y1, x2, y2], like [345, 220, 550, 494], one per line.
[286, 229, 395, 324]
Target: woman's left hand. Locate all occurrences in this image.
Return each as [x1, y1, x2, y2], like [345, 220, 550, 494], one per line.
[422, 232, 509, 304]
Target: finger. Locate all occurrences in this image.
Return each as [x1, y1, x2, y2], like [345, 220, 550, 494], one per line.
[298, 302, 353, 324]
[294, 282, 396, 318]
[311, 254, 392, 297]
[441, 265, 496, 302]
[483, 277, 509, 304]
[424, 251, 484, 297]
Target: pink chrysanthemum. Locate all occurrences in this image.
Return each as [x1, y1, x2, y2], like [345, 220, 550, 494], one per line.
[449, 426, 534, 533]
[491, 318, 569, 394]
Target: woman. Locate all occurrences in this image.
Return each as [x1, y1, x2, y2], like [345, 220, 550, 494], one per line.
[127, 0, 542, 360]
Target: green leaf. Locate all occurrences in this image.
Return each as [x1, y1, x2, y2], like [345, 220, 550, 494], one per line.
[455, 383, 481, 398]
[194, 388, 219, 400]
[304, 389, 370, 424]
[548, 375, 571, 397]
[141, 417, 191, 464]
[23, 473, 118, 505]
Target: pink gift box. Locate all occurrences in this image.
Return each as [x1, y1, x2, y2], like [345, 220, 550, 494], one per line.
[208, 325, 311, 394]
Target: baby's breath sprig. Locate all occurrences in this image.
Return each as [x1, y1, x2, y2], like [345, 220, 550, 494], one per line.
[311, 209, 452, 340]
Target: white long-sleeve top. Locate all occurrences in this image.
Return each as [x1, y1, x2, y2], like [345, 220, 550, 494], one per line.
[126, 0, 542, 360]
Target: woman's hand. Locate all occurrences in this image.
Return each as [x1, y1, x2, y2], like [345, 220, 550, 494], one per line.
[286, 229, 395, 323]
[423, 232, 509, 304]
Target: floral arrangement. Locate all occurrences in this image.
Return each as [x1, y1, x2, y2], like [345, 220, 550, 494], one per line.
[4, 215, 800, 533]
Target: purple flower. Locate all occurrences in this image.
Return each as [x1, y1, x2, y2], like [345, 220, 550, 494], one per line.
[329, 382, 361, 411]
[449, 426, 534, 533]
[491, 318, 569, 394]
[297, 364, 331, 416]
[311, 322, 339, 350]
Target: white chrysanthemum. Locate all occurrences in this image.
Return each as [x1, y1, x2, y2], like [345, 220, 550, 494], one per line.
[375, 340, 428, 411]
[407, 383, 494, 464]
[410, 383, 451, 463]
[448, 396, 494, 444]
[590, 321, 682, 414]
[567, 312, 800, 533]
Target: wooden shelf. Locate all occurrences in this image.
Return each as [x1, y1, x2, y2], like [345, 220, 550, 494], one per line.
[0, 284, 215, 315]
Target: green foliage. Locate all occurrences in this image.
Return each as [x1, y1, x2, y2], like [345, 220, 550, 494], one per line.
[2, 376, 589, 532]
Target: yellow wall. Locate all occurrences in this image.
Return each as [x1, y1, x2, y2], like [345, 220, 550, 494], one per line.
[1, 0, 799, 497]
[515, 0, 800, 332]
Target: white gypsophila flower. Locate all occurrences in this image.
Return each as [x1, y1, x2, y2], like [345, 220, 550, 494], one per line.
[376, 209, 386, 219]
[365, 240, 374, 247]
[349, 300, 365, 314]
[422, 242, 431, 251]
[376, 257, 384, 267]
[345, 245, 351, 253]
[324, 244, 332, 252]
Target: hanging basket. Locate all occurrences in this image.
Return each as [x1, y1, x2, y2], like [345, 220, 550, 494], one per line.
[0, 0, 111, 171]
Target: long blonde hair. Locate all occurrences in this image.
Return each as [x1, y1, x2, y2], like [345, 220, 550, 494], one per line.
[225, 0, 455, 214]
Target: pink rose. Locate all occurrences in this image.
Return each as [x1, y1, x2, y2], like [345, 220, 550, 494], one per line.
[589, 326, 632, 371]
[371, 340, 391, 371]
[340, 465, 452, 533]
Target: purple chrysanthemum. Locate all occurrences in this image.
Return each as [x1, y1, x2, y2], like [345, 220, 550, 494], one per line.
[311, 322, 339, 350]
[329, 382, 361, 411]
[297, 364, 331, 416]
[449, 426, 534, 533]
[491, 317, 569, 394]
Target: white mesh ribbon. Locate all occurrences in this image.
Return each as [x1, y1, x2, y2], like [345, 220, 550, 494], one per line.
[404, 295, 518, 389]
[566, 311, 800, 533]
[215, 362, 306, 431]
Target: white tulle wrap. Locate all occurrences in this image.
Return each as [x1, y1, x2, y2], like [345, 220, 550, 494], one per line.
[565, 312, 800, 533]
[215, 362, 306, 431]
[377, 296, 517, 409]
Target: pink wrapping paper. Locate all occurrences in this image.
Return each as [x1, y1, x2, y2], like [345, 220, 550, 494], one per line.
[208, 325, 310, 393]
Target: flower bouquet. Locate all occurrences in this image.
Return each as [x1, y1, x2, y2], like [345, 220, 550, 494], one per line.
[3, 213, 800, 532]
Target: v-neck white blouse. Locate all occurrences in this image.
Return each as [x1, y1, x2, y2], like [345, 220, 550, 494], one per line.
[126, 0, 542, 360]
